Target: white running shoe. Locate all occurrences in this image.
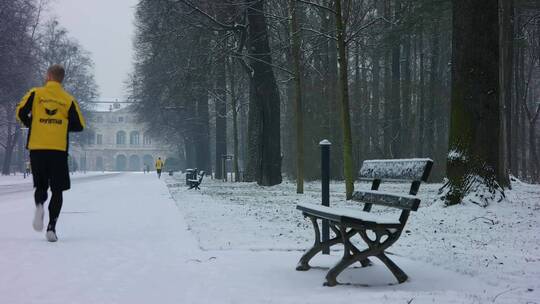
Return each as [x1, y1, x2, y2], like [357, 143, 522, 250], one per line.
[32, 205, 44, 232]
[46, 230, 58, 242]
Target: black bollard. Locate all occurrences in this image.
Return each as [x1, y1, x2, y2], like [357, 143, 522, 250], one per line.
[320, 139, 331, 254]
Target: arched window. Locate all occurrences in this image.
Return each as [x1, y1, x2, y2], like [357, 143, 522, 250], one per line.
[143, 133, 152, 145]
[116, 131, 126, 145]
[130, 131, 140, 145]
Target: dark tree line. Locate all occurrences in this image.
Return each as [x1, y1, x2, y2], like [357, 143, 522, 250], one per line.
[131, 0, 540, 204]
[0, 0, 98, 175]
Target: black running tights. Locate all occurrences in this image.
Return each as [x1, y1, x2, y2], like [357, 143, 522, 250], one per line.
[34, 188, 63, 223]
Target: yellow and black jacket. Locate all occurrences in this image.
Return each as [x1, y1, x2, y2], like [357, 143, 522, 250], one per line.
[155, 159, 164, 170]
[16, 81, 85, 152]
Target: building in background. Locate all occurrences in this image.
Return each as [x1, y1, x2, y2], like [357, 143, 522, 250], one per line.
[69, 101, 174, 172]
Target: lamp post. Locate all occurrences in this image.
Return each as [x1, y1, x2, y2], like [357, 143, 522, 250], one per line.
[320, 139, 331, 255]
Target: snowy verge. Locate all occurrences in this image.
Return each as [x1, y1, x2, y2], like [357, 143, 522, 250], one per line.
[168, 175, 540, 303]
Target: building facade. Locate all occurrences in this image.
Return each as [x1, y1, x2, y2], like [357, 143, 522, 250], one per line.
[70, 103, 173, 172]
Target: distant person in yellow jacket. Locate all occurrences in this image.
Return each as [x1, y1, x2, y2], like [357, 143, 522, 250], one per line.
[155, 157, 164, 179]
[16, 64, 85, 242]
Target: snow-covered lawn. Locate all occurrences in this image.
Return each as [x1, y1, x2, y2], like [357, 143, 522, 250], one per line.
[168, 175, 540, 303]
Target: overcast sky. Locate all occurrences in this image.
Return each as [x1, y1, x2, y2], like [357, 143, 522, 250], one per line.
[50, 0, 139, 100]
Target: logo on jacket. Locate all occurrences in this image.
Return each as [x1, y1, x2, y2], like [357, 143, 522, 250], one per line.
[45, 108, 58, 116]
[40, 108, 62, 125]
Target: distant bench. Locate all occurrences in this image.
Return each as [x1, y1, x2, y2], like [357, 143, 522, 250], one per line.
[296, 158, 433, 286]
[187, 170, 205, 190]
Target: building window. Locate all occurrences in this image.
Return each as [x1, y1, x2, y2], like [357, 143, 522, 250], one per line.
[97, 134, 103, 145]
[88, 134, 95, 145]
[116, 131, 126, 145]
[143, 133, 151, 145]
[130, 131, 140, 145]
[118, 117, 124, 123]
[96, 116, 103, 123]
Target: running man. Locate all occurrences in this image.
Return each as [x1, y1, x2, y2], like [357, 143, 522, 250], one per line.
[16, 64, 85, 242]
[155, 157, 164, 179]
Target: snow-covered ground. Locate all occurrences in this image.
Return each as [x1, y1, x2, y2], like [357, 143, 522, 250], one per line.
[168, 175, 540, 303]
[1, 172, 538, 303]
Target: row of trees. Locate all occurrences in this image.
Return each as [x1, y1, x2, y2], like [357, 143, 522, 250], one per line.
[0, 0, 98, 175]
[131, 0, 540, 205]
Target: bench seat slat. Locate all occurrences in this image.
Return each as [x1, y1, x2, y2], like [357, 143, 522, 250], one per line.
[297, 203, 401, 227]
[352, 190, 420, 211]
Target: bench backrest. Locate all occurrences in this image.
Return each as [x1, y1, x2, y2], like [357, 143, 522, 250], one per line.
[353, 158, 433, 212]
[359, 158, 433, 183]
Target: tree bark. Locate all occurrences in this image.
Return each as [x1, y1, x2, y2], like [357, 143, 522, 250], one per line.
[228, 57, 240, 182]
[390, 0, 402, 158]
[502, 0, 515, 178]
[215, 53, 227, 180]
[335, 0, 354, 199]
[446, 0, 506, 205]
[417, 27, 426, 157]
[498, 0, 512, 187]
[289, 0, 304, 193]
[245, 0, 282, 186]
[428, 18, 440, 158]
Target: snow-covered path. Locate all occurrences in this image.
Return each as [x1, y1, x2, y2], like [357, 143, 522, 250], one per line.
[0, 173, 512, 303]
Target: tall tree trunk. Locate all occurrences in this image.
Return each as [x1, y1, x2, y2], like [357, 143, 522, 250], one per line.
[371, 48, 381, 156]
[228, 58, 240, 182]
[335, 0, 354, 199]
[383, 0, 392, 157]
[502, 0, 515, 178]
[290, 0, 304, 193]
[428, 19, 440, 158]
[445, 0, 506, 205]
[514, 16, 523, 176]
[402, 32, 412, 157]
[215, 54, 228, 180]
[245, 0, 282, 186]
[360, 45, 369, 161]
[390, 0, 401, 158]
[2, 116, 20, 175]
[417, 27, 426, 157]
[195, 89, 211, 173]
[498, 0, 512, 187]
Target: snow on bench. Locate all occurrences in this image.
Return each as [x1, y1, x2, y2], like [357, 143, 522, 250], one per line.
[359, 158, 433, 182]
[296, 158, 434, 287]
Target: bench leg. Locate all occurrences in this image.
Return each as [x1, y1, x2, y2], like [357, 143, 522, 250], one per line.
[297, 218, 349, 271]
[325, 225, 371, 286]
[358, 228, 408, 284]
[376, 253, 408, 284]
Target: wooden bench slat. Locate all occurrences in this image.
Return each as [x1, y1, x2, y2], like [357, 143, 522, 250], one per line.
[359, 158, 433, 182]
[297, 203, 401, 226]
[351, 190, 421, 211]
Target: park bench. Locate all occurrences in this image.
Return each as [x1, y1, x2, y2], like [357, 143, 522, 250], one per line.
[188, 171, 205, 190]
[296, 158, 433, 286]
